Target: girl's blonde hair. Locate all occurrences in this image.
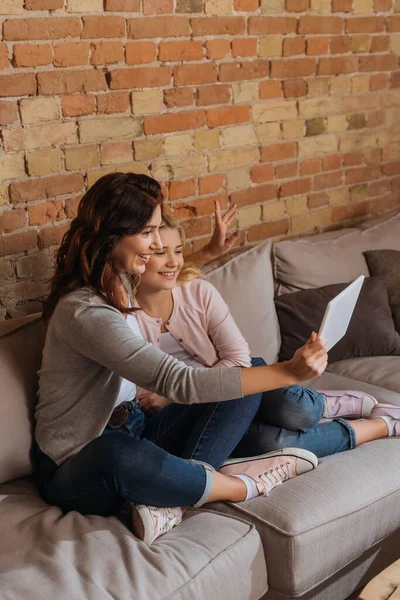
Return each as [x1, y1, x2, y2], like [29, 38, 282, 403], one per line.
[161, 212, 204, 283]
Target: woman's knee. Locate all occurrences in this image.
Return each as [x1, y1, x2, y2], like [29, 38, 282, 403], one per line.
[259, 386, 324, 431]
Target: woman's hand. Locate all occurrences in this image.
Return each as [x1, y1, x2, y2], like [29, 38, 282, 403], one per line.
[138, 393, 171, 415]
[284, 332, 328, 382]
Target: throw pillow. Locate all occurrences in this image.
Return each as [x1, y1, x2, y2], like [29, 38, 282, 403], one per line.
[364, 249, 400, 333]
[276, 276, 400, 364]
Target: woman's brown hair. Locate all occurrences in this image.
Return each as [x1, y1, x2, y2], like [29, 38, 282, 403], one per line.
[42, 172, 163, 322]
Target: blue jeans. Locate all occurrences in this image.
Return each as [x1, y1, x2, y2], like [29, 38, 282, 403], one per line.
[232, 357, 356, 459]
[33, 387, 262, 516]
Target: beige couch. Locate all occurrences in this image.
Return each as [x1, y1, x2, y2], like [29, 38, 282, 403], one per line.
[1, 210, 400, 600]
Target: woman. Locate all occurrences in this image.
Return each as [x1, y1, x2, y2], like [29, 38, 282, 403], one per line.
[134, 211, 399, 459]
[34, 172, 329, 546]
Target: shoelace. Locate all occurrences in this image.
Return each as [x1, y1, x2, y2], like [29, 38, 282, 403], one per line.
[259, 462, 293, 495]
[151, 507, 180, 536]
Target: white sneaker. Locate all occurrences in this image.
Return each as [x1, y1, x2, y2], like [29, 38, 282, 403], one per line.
[131, 505, 182, 544]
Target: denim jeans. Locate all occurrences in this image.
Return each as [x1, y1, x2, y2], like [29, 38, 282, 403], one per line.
[232, 357, 356, 459]
[33, 386, 262, 516]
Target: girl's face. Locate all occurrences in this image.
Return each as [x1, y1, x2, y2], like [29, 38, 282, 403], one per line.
[139, 227, 184, 291]
[111, 205, 163, 275]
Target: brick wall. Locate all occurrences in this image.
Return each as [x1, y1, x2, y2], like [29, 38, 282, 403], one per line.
[1, 0, 400, 318]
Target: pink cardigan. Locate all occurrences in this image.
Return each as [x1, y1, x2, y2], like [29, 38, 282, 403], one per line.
[134, 278, 252, 373]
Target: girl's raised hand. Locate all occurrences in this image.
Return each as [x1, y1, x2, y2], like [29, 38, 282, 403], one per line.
[204, 199, 239, 262]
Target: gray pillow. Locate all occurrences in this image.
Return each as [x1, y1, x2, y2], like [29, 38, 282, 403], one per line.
[276, 276, 400, 363]
[364, 249, 400, 332]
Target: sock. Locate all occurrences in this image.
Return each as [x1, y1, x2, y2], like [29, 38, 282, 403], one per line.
[231, 474, 259, 500]
[373, 415, 394, 436]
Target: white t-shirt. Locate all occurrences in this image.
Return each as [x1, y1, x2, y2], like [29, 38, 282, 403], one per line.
[160, 332, 204, 369]
[114, 311, 143, 406]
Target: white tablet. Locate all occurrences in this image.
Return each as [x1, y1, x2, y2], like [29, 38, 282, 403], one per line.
[318, 275, 365, 351]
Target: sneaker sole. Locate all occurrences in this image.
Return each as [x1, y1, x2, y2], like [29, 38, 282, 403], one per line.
[132, 505, 154, 545]
[222, 447, 318, 472]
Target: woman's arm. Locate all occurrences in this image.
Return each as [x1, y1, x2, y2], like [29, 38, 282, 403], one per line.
[186, 200, 239, 269]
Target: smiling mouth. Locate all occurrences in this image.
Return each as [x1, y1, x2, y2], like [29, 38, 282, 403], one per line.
[139, 254, 151, 262]
[159, 272, 177, 278]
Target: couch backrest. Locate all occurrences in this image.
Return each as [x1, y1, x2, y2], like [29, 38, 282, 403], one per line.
[0, 314, 46, 484]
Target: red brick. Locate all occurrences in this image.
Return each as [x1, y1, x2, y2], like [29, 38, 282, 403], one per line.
[346, 17, 385, 33]
[359, 54, 397, 72]
[65, 196, 82, 219]
[180, 216, 212, 238]
[172, 194, 228, 219]
[3, 18, 81, 41]
[299, 17, 344, 34]
[232, 38, 257, 57]
[0, 231, 37, 258]
[248, 17, 297, 35]
[143, 0, 173, 14]
[105, 0, 140, 9]
[387, 17, 400, 32]
[262, 142, 296, 162]
[332, 0, 352, 10]
[219, 60, 269, 81]
[81, 17, 126, 39]
[10, 174, 84, 204]
[0, 44, 8, 70]
[28, 200, 65, 226]
[144, 109, 205, 134]
[25, 0, 63, 7]
[191, 17, 245, 36]
[382, 161, 400, 176]
[283, 79, 307, 98]
[300, 157, 321, 175]
[129, 17, 190, 39]
[286, 0, 309, 10]
[97, 92, 130, 114]
[38, 70, 106, 95]
[198, 174, 224, 195]
[368, 181, 390, 198]
[323, 154, 342, 171]
[109, 67, 171, 89]
[0, 73, 36, 97]
[126, 42, 157, 65]
[0, 101, 19, 125]
[390, 72, 400, 89]
[207, 105, 249, 127]
[0, 209, 26, 234]
[247, 218, 288, 242]
[38, 224, 70, 250]
[164, 88, 195, 108]
[306, 37, 329, 56]
[308, 191, 329, 208]
[206, 40, 231, 59]
[54, 42, 90, 67]
[13, 44, 52, 67]
[367, 110, 385, 128]
[318, 56, 358, 75]
[280, 178, 311, 197]
[275, 161, 298, 179]
[271, 58, 317, 78]
[329, 35, 351, 54]
[370, 195, 400, 215]
[332, 201, 370, 222]
[259, 80, 282, 99]
[169, 179, 197, 200]
[284, 37, 306, 56]
[61, 94, 96, 117]
[374, 0, 391, 10]
[197, 85, 231, 106]
[343, 152, 363, 167]
[250, 163, 274, 183]
[231, 184, 278, 207]
[174, 64, 217, 85]
[370, 73, 389, 91]
[371, 35, 389, 53]
[314, 171, 343, 190]
[159, 41, 203, 62]
[91, 42, 124, 65]
[234, 0, 258, 9]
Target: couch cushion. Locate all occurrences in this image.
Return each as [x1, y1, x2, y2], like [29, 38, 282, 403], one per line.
[364, 249, 400, 332]
[0, 314, 46, 484]
[205, 240, 280, 365]
[210, 437, 400, 598]
[273, 210, 400, 295]
[0, 477, 268, 600]
[327, 357, 400, 397]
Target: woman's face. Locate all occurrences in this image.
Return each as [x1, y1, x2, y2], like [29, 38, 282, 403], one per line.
[111, 205, 163, 275]
[139, 227, 184, 291]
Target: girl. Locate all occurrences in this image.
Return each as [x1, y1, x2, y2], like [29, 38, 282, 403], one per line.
[134, 212, 399, 462]
[33, 173, 328, 547]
